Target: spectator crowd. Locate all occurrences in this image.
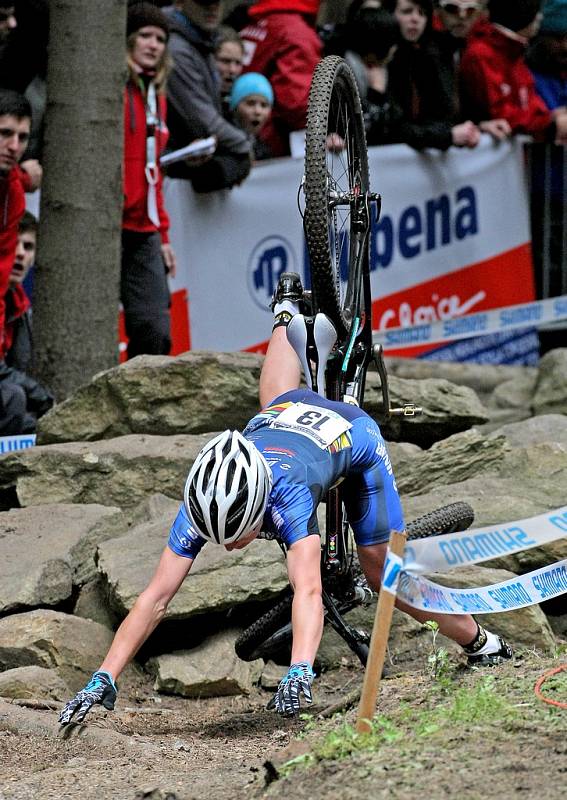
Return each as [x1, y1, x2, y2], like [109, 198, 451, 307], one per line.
[0, 0, 566, 434]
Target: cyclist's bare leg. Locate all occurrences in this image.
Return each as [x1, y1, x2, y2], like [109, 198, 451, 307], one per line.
[259, 326, 301, 408]
[357, 542, 478, 645]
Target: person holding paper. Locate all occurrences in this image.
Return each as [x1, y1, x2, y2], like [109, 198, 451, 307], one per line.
[122, 3, 175, 359]
[163, 1, 253, 192]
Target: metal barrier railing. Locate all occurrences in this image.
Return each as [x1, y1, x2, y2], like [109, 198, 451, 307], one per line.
[525, 142, 566, 350]
[525, 142, 567, 299]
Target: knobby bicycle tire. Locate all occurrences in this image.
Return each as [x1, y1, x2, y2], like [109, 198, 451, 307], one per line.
[406, 501, 474, 540]
[234, 589, 293, 662]
[234, 501, 475, 662]
[303, 56, 370, 340]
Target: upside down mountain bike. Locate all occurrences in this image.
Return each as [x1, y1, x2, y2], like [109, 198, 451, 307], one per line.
[235, 57, 474, 667]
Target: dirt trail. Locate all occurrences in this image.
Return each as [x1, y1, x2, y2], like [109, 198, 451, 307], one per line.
[0, 655, 565, 800]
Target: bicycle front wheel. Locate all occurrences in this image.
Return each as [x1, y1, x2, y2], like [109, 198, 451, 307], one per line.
[304, 56, 370, 341]
[406, 502, 475, 540]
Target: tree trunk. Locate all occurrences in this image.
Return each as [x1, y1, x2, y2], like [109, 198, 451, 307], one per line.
[33, 0, 126, 400]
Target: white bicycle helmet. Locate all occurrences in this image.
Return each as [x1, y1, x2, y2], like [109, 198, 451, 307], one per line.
[183, 430, 273, 545]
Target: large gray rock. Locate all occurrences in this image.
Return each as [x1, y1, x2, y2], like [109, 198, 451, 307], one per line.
[37, 351, 263, 444]
[0, 610, 114, 691]
[385, 357, 537, 398]
[402, 441, 567, 574]
[489, 414, 567, 448]
[395, 429, 510, 496]
[365, 373, 490, 447]
[152, 630, 263, 697]
[97, 504, 288, 619]
[0, 503, 118, 615]
[487, 371, 537, 412]
[532, 348, 567, 416]
[398, 415, 567, 499]
[475, 371, 537, 432]
[72, 492, 183, 585]
[429, 565, 556, 651]
[402, 441, 567, 523]
[0, 433, 212, 509]
[386, 358, 538, 433]
[35, 350, 489, 450]
[0, 666, 69, 701]
[73, 578, 117, 629]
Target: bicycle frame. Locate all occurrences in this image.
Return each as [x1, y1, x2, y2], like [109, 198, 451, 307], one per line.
[321, 185, 374, 582]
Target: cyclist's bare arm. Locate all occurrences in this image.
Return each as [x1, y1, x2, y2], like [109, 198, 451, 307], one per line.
[98, 547, 193, 682]
[286, 534, 324, 666]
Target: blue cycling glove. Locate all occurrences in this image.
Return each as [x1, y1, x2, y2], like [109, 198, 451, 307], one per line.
[59, 670, 117, 726]
[268, 662, 315, 717]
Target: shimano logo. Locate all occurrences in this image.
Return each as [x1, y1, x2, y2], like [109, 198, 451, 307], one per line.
[247, 235, 298, 310]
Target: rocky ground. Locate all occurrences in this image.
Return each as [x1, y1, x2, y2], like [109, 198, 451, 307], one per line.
[0, 648, 565, 800]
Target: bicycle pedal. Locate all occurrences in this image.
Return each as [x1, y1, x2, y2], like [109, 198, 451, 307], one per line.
[354, 583, 374, 605]
[389, 403, 422, 417]
[355, 629, 371, 644]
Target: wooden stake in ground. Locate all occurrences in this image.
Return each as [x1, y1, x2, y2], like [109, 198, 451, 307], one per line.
[356, 530, 407, 733]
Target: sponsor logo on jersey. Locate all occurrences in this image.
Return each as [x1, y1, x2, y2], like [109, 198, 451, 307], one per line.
[263, 445, 297, 457]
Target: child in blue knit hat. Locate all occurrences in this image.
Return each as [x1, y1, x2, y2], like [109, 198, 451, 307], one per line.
[230, 73, 274, 160]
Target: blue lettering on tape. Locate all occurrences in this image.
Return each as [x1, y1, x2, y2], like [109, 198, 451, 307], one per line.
[398, 572, 419, 606]
[549, 511, 567, 533]
[487, 582, 533, 610]
[382, 551, 403, 594]
[384, 325, 432, 346]
[500, 304, 543, 327]
[449, 591, 492, 613]
[0, 435, 36, 454]
[437, 526, 537, 567]
[420, 582, 454, 612]
[442, 314, 488, 338]
[532, 564, 567, 600]
[553, 297, 567, 318]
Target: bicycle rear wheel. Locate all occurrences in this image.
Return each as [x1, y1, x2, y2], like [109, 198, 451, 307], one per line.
[303, 56, 370, 341]
[235, 589, 293, 662]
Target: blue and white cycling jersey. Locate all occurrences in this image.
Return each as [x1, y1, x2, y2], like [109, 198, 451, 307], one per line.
[168, 388, 405, 560]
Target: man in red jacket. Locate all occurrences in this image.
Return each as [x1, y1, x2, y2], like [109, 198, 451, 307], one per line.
[240, 0, 323, 157]
[0, 88, 32, 433]
[459, 0, 567, 141]
[0, 90, 28, 336]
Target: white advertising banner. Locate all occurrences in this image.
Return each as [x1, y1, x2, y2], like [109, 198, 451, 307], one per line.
[164, 137, 535, 359]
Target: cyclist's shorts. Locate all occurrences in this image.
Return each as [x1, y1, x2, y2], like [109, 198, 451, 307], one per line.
[342, 417, 404, 547]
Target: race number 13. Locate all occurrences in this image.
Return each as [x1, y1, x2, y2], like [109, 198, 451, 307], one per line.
[296, 410, 333, 430]
[273, 403, 351, 448]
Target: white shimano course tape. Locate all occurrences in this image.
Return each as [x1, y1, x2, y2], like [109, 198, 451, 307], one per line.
[382, 550, 404, 595]
[373, 294, 567, 350]
[397, 559, 567, 615]
[403, 506, 567, 575]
